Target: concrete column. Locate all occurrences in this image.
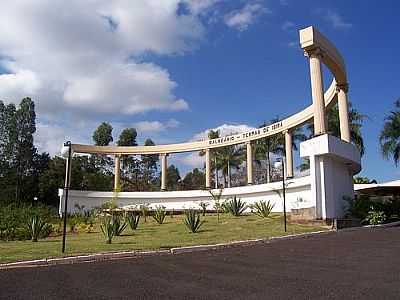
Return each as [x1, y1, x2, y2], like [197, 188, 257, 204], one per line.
[246, 142, 253, 185]
[337, 84, 351, 143]
[205, 149, 211, 189]
[114, 155, 121, 191]
[285, 130, 294, 178]
[160, 153, 168, 191]
[307, 48, 327, 136]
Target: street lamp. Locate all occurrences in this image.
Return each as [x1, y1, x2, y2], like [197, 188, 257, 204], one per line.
[274, 158, 287, 232]
[61, 141, 73, 253]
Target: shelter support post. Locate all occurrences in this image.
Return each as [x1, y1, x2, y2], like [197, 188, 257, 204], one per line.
[205, 149, 211, 189]
[246, 142, 253, 185]
[337, 83, 351, 143]
[285, 130, 294, 178]
[161, 153, 168, 191]
[114, 155, 121, 192]
[306, 48, 327, 136]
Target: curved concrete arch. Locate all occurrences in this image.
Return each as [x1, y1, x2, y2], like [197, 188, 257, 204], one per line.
[71, 80, 338, 155]
[71, 26, 347, 156]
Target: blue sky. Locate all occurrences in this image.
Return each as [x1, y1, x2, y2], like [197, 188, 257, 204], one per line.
[0, 1, 399, 182]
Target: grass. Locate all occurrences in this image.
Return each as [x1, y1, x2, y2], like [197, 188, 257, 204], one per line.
[0, 213, 328, 263]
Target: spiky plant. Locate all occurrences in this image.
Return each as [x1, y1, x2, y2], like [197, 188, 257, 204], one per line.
[27, 215, 47, 242]
[112, 214, 127, 236]
[252, 200, 275, 218]
[100, 216, 115, 244]
[126, 213, 140, 231]
[198, 202, 209, 216]
[225, 196, 247, 216]
[140, 204, 150, 222]
[184, 209, 204, 233]
[152, 206, 166, 224]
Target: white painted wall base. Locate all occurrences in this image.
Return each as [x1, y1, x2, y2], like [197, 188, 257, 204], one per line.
[300, 134, 361, 219]
[59, 176, 313, 215]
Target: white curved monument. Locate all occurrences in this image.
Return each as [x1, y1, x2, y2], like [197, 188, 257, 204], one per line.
[59, 26, 361, 220]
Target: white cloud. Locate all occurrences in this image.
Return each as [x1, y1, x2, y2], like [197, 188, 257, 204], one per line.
[321, 10, 352, 30]
[224, 2, 268, 32]
[134, 118, 181, 133]
[0, 1, 207, 117]
[176, 151, 205, 168]
[192, 123, 256, 141]
[282, 21, 295, 31]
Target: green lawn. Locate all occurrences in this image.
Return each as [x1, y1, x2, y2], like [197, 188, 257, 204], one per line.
[0, 214, 327, 263]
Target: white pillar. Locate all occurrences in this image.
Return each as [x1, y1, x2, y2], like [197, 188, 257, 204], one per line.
[285, 130, 294, 178]
[160, 153, 168, 191]
[306, 48, 327, 136]
[114, 155, 121, 191]
[205, 149, 211, 189]
[337, 84, 351, 143]
[246, 142, 253, 185]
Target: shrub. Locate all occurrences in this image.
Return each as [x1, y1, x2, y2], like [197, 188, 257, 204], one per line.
[140, 204, 150, 222]
[184, 209, 204, 233]
[225, 196, 247, 216]
[126, 213, 140, 231]
[209, 189, 223, 223]
[152, 206, 166, 224]
[198, 202, 209, 216]
[252, 200, 274, 218]
[344, 195, 372, 219]
[100, 216, 115, 244]
[112, 214, 128, 236]
[364, 207, 386, 225]
[27, 215, 47, 242]
[68, 215, 81, 232]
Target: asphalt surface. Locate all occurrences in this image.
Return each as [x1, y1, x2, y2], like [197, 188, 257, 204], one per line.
[1, 227, 399, 300]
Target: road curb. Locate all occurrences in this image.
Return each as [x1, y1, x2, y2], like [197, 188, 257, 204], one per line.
[0, 228, 357, 270]
[336, 220, 400, 233]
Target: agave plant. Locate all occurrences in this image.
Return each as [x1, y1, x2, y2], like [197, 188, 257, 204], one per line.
[100, 216, 115, 244]
[225, 196, 247, 216]
[140, 204, 150, 222]
[27, 215, 47, 242]
[112, 214, 127, 236]
[152, 206, 166, 224]
[126, 213, 140, 231]
[252, 200, 275, 218]
[198, 202, 209, 216]
[184, 209, 204, 233]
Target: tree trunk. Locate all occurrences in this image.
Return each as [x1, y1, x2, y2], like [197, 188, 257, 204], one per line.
[227, 160, 231, 188]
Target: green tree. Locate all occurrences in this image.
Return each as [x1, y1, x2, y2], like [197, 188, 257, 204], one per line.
[141, 138, 159, 191]
[216, 145, 244, 187]
[380, 99, 400, 166]
[353, 176, 377, 184]
[255, 118, 306, 182]
[182, 168, 205, 190]
[166, 164, 181, 190]
[117, 128, 139, 190]
[93, 122, 113, 146]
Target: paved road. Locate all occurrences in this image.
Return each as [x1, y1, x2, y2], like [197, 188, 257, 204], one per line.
[1, 227, 399, 300]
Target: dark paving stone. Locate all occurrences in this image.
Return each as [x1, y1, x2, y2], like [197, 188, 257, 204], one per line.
[1, 227, 400, 300]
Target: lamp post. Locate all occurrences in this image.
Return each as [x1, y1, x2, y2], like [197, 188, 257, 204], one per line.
[61, 141, 73, 253]
[214, 155, 219, 189]
[274, 158, 287, 232]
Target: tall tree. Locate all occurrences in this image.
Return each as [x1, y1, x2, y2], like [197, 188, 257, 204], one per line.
[254, 118, 306, 182]
[93, 122, 113, 146]
[307, 102, 366, 156]
[380, 99, 400, 166]
[141, 138, 159, 191]
[117, 128, 139, 190]
[216, 145, 245, 187]
[182, 168, 205, 190]
[166, 164, 181, 190]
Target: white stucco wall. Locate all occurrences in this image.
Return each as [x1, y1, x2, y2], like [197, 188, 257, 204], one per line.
[59, 176, 313, 215]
